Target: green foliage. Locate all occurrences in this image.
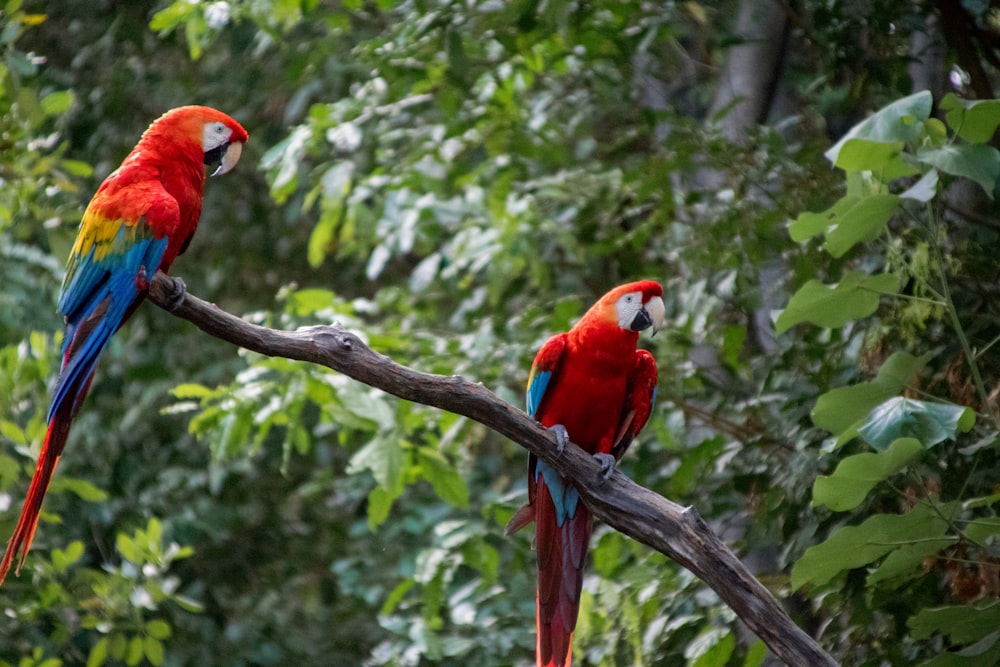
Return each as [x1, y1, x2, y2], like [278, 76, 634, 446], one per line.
[783, 90, 1000, 661]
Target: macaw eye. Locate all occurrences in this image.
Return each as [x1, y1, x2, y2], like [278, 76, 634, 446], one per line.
[203, 122, 233, 152]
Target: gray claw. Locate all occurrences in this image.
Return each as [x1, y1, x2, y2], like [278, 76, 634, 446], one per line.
[167, 276, 187, 312]
[594, 453, 616, 480]
[549, 424, 570, 455]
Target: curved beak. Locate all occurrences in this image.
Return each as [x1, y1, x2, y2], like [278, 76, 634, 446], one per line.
[207, 141, 243, 176]
[643, 296, 666, 335]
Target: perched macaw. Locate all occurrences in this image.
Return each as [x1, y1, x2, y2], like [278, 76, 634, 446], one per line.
[0, 106, 248, 585]
[506, 280, 665, 667]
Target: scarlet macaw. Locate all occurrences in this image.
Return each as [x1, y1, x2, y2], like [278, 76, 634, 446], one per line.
[0, 106, 248, 585]
[506, 280, 665, 667]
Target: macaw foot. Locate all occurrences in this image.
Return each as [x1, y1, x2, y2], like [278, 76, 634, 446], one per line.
[165, 276, 187, 312]
[548, 424, 570, 455]
[593, 453, 616, 480]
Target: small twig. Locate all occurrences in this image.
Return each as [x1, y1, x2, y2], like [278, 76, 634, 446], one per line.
[147, 271, 839, 667]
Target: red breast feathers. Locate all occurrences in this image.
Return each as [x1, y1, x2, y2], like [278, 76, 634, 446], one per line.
[86, 105, 248, 271]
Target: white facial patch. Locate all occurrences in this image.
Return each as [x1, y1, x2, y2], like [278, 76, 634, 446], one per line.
[203, 121, 232, 152]
[615, 291, 643, 329]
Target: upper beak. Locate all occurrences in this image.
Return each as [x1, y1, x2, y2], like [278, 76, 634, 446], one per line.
[208, 141, 243, 176]
[644, 296, 666, 335]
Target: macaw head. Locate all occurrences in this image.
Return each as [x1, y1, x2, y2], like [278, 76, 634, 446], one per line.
[594, 280, 666, 335]
[140, 105, 249, 176]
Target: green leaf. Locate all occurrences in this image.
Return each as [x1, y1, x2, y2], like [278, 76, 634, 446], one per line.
[685, 627, 735, 667]
[125, 635, 144, 666]
[86, 637, 108, 667]
[858, 397, 975, 451]
[832, 139, 918, 180]
[788, 194, 901, 250]
[380, 579, 416, 615]
[108, 633, 126, 660]
[812, 351, 929, 437]
[367, 484, 401, 529]
[963, 516, 1000, 544]
[40, 90, 74, 116]
[942, 93, 1000, 143]
[417, 447, 469, 509]
[0, 419, 25, 444]
[822, 194, 900, 257]
[776, 270, 900, 333]
[145, 619, 172, 640]
[909, 603, 1000, 644]
[917, 634, 1000, 667]
[812, 437, 923, 511]
[143, 637, 164, 666]
[49, 477, 109, 502]
[825, 90, 932, 164]
[791, 500, 954, 590]
[51, 540, 84, 573]
[347, 433, 404, 492]
[60, 158, 93, 176]
[868, 538, 954, 586]
[117, 533, 138, 564]
[148, 1, 196, 32]
[169, 383, 214, 399]
[743, 640, 768, 667]
[917, 144, 1000, 199]
[286, 288, 336, 316]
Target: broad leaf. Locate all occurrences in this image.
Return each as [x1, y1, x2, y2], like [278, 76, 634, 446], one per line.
[909, 603, 1000, 644]
[417, 446, 470, 509]
[825, 90, 932, 164]
[791, 500, 954, 590]
[941, 93, 1000, 143]
[858, 397, 975, 451]
[812, 437, 923, 511]
[832, 139, 918, 180]
[776, 270, 900, 333]
[916, 144, 1000, 199]
[868, 538, 954, 586]
[347, 432, 405, 493]
[788, 194, 900, 257]
[812, 351, 929, 437]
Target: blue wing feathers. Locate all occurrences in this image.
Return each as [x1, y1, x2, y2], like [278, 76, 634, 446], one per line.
[526, 370, 551, 419]
[50, 232, 168, 422]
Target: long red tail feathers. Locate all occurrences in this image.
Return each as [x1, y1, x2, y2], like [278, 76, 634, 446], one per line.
[0, 417, 70, 585]
[534, 479, 592, 667]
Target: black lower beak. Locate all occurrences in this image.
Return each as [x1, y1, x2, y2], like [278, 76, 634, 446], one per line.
[629, 307, 653, 332]
[204, 142, 229, 169]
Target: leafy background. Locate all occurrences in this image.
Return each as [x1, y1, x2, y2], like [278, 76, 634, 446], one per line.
[2, 1, 1000, 665]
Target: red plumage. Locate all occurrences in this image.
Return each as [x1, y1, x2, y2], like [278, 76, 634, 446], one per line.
[0, 106, 247, 586]
[507, 281, 664, 667]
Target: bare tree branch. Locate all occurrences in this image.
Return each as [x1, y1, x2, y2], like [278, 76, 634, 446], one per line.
[147, 271, 838, 667]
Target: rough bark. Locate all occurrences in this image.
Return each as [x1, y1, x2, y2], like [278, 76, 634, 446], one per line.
[147, 271, 838, 666]
[708, 0, 789, 141]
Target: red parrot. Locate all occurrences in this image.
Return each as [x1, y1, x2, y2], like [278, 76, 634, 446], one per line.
[0, 106, 248, 585]
[506, 280, 665, 667]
